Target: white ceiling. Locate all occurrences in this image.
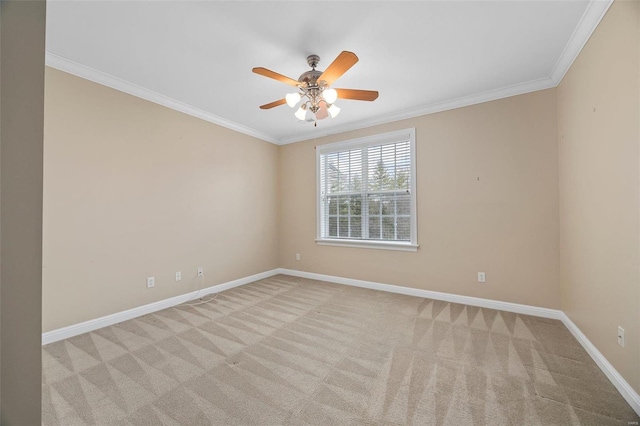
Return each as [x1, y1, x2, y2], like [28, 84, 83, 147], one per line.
[45, 1, 611, 145]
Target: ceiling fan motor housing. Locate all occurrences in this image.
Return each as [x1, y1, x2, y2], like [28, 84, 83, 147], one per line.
[299, 55, 325, 89]
[298, 69, 323, 87]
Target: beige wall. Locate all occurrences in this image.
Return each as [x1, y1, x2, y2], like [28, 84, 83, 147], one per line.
[40, 0, 640, 403]
[1, 1, 46, 423]
[558, 0, 640, 394]
[43, 68, 279, 332]
[279, 89, 560, 309]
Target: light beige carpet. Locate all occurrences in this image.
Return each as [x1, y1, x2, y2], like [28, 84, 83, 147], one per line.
[42, 274, 639, 425]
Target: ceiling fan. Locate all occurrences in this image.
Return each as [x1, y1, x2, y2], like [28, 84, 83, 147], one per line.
[253, 51, 379, 124]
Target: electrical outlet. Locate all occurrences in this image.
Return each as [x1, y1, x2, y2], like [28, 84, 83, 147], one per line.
[197, 267, 204, 277]
[295, 253, 301, 261]
[478, 272, 486, 283]
[618, 326, 625, 347]
[175, 271, 182, 281]
[147, 277, 155, 288]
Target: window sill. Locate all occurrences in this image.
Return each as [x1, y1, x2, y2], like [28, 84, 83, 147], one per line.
[315, 239, 419, 252]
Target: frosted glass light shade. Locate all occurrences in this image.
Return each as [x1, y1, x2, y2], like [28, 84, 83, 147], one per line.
[323, 88, 338, 104]
[294, 106, 307, 120]
[286, 92, 301, 108]
[328, 104, 341, 118]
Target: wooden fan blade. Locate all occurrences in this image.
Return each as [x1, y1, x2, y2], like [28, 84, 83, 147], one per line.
[335, 88, 379, 101]
[259, 99, 287, 109]
[318, 51, 358, 86]
[252, 67, 300, 87]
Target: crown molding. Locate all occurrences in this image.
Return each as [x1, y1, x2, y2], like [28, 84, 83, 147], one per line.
[46, 0, 612, 146]
[281, 0, 613, 147]
[44, 54, 554, 146]
[550, 0, 613, 85]
[45, 53, 279, 145]
[277, 77, 556, 145]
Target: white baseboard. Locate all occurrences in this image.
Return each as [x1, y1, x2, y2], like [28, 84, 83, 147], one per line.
[277, 268, 640, 417]
[560, 313, 640, 416]
[277, 268, 640, 416]
[41, 269, 280, 345]
[42, 266, 640, 417]
[276, 268, 563, 319]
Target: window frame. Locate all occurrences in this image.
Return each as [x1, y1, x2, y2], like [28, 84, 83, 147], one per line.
[315, 128, 418, 252]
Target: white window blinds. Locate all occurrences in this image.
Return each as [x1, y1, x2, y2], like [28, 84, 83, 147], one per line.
[317, 128, 417, 251]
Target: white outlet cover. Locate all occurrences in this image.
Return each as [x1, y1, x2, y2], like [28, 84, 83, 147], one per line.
[618, 326, 625, 347]
[175, 272, 181, 281]
[147, 277, 155, 288]
[478, 272, 486, 283]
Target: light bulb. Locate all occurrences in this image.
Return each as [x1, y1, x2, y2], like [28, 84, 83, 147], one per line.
[294, 106, 306, 120]
[286, 92, 301, 108]
[323, 88, 337, 104]
[328, 104, 341, 118]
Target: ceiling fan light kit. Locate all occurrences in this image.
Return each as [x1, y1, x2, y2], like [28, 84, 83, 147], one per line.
[253, 51, 379, 126]
[286, 92, 301, 108]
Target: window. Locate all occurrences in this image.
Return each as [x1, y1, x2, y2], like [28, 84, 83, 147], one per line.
[316, 128, 418, 251]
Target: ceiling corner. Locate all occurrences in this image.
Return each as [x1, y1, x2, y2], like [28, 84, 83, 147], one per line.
[549, 0, 614, 85]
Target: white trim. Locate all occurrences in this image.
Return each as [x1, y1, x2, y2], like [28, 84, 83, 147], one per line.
[276, 267, 639, 417]
[45, 1, 611, 147]
[316, 239, 419, 252]
[549, 0, 613, 85]
[44, 54, 556, 147]
[316, 128, 416, 154]
[278, 77, 556, 145]
[45, 52, 555, 147]
[281, 0, 614, 147]
[41, 269, 280, 345]
[41, 265, 640, 417]
[560, 312, 640, 417]
[276, 268, 562, 319]
[44, 53, 279, 145]
[316, 128, 418, 249]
